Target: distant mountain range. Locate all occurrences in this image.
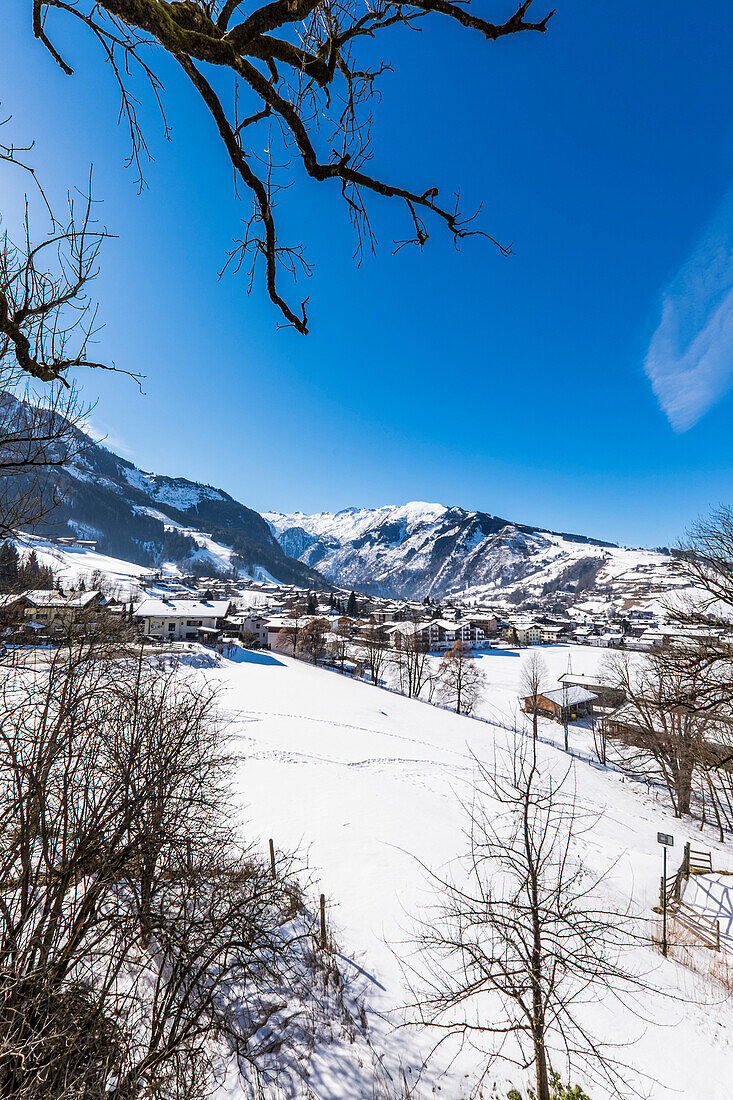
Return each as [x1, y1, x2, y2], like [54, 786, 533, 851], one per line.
[7, 393, 680, 606]
[262, 503, 624, 600]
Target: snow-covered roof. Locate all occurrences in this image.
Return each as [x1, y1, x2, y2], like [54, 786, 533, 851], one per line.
[0, 593, 26, 608]
[558, 673, 612, 688]
[134, 598, 231, 619]
[25, 589, 101, 609]
[541, 687, 597, 706]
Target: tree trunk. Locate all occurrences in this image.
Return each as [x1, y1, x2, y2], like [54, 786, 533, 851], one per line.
[676, 756, 694, 816]
[533, 1024, 551, 1100]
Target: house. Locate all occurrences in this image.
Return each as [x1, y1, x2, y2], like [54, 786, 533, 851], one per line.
[589, 632, 623, 647]
[425, 619, 471, 651]
[22, 589, 104, 635]
[521, 686, 597, 723]
[468, 615, 499, 641]
[265, 616, 300, 652]
[507, 622, 543, 646]
[540, 624, 567, 644]
[558, 672, 625, 711]
[384, 621, 428, 649]
[0, 592, 31, 630]
[133, 598, 232, 642]
[232, 614, 269, 647]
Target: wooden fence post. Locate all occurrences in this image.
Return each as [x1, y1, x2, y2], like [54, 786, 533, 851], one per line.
[319, 893, 327, 950]
[683, 842, 690, 879]
[269, 838, 276, 878]
[659, 875, 665, 911]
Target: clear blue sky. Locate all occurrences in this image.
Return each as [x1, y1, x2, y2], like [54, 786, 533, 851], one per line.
[3, 1, 733, 547]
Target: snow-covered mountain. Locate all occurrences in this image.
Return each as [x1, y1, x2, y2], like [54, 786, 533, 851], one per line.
[4, 392, 323, 587]
[263, 502, 682, 606]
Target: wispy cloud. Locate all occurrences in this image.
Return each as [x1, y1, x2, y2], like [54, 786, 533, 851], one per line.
[79, 415, 134, 459]
[644, 191, 733, 432]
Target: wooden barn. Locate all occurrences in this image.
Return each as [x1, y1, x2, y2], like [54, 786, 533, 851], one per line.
[522, 686, 597, 724]
[558, 672, 626, 712]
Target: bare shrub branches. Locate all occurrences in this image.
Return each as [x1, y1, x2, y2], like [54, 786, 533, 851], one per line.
[406, 743, 645, 1100]
[0, 633, 353, 1098]
[30, 0, 554, 333]
[0, 377, 92, 538]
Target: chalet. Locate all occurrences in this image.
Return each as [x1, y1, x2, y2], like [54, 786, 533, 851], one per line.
[0, 592, 31, 628]
[265, 616, 298, 652]
[23, 589, 104, 635]
[521, 686, 597, 723]
[425, 619, 473, 651]
[384, 621, 428, 649]
[230, 614, 269, 647]
[468, 615, 499, 642]
[133, 598, 232, 642]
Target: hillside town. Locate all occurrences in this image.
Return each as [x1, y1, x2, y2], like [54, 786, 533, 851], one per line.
[0, 544, 705, 658]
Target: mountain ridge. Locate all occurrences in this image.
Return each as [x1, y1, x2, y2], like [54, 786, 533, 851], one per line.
[3, 392, 325, 588]
[263, 502, 623, 600]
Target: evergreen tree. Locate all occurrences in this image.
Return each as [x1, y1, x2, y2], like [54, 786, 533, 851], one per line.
[346, 590, 357, 617]
[0, 543, 19, 590]
[306, 591, 317, 615]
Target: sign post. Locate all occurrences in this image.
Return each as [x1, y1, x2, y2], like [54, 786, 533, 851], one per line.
[657, 832, 674, 957]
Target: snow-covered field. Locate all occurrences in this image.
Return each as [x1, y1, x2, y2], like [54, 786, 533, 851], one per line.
[15, 532, 155, 598]
[203, 645, 733, 1099]
[13, 532, 280, 598]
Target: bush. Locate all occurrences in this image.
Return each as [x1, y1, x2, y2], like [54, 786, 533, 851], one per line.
[508, 1071, 592, 1100]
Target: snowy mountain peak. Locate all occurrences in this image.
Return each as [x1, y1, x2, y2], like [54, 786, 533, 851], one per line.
[262, 501, 678, 607]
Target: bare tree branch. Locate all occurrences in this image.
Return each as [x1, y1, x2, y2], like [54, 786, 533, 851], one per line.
[29, 0, 553, 332]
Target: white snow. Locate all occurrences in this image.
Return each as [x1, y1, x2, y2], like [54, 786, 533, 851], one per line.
[194, 644, 733, 1099]
[14, 532, 155, 599]
[121, 466, 226, 509]
[264, 502, 449, 544]
[263, 502, 686, 608]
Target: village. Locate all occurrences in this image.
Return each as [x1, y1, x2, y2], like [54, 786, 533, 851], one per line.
[2, 535, 726, 752]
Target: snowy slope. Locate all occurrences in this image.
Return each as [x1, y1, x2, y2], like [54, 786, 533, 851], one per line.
[13, 531, 278, 600]
[203, 645, 733, 1099]
[4, 392, 322, 587]
[264, 502, 681, 606]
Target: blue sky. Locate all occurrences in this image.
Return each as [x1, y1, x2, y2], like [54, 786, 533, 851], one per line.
[3, 1, 733, 547]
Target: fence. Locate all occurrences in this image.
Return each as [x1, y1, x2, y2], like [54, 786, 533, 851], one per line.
[659, 842, 722, 952]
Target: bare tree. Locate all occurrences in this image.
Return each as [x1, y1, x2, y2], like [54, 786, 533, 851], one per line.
[0, 128, 120, 534]
[438, 639, 483, 715]
[391, 627, 431, 699]
[519, 650, 549, 747]
[672, 506, 733, 619]
[300, 615, 330, 664]
[361, 624, 389, 685]
[0, 134, 121, 385]
[329, 624, 350, 671]
[407, 743, 644, 1100]
[604, 648, 733, 821]
[0, 379, 91, 538]
[0, 626, 353, 1098]
[28, 0, 553, 333]
[274, 601, 307, 655]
